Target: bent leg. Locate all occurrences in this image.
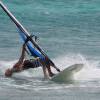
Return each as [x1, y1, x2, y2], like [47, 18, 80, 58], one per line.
[42, 66, 49, 79]
[46, 65, 55, 77]
[39, 58, 55, 77]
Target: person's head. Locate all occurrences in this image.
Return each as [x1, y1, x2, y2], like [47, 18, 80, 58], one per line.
[5, 68, 13, 77]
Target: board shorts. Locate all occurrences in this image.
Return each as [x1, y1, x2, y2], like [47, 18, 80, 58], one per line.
[23, 59, 42, 69]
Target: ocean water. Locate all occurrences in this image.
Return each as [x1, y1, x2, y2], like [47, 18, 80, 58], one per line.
[0, 0, 100, 100]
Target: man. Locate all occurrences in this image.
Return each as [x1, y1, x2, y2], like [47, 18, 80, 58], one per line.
[5, 42, 60, 78]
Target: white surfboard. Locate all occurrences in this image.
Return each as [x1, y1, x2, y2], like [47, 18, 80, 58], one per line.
[51, 63, 84, 83]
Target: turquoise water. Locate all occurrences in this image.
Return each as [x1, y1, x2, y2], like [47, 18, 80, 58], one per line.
[0, 0, 100, 100]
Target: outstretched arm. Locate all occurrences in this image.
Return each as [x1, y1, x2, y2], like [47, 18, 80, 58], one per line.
[12, 43, 27, 71]
[18, 43, 26, 63]
[5, 43, 28, 77]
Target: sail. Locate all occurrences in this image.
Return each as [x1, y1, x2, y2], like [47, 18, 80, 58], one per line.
[18, 29, 43, 58]
[0, 1, 44, 58]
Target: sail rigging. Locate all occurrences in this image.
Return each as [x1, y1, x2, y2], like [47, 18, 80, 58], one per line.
[0, 1, 59, 71]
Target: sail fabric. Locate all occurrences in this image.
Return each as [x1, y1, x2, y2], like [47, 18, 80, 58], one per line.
[0, 1, 44, 60]
[19, 29, 44, 59]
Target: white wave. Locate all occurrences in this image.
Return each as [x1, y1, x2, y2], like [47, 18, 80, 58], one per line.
[74, 57, 100, 81]
[54, 53, 84, 70]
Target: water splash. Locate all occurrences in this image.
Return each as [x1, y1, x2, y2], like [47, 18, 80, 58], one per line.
[74, 55, 100, 81]
[54, 53, 100, 81]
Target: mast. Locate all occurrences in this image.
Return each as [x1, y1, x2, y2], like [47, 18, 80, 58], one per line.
[0, 1, 46, 57]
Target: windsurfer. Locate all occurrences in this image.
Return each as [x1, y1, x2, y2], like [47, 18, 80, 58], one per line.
[5, 42, 60, 78]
